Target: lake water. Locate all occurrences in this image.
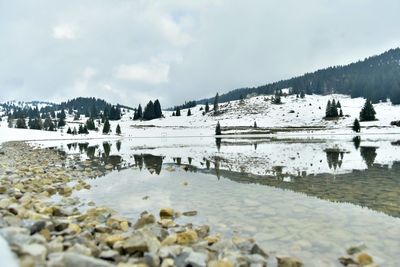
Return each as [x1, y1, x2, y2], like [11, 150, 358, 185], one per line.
[45, 135, 400, 266]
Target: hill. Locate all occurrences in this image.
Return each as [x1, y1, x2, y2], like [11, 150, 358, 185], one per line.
[198, 48, 400, 105]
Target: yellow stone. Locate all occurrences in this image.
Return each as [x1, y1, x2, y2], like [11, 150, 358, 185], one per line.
[68, 223, 81, 234]
[120, 221, 129, 231]
[159, 208, 174, 218]
[357, 253, 373, 266]
[208, 259, 234, 267]
[105, 235, 126, 246]
[40, 228, 51, 241]
[204, 235, 220, 245]
[177, 230, 198, 245]
[161, 234, 177, 246]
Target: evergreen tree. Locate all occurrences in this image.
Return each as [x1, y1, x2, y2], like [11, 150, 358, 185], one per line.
[29, 118, 43, 130]
[187, 109, 191, 116]
[325, 100, 339, 118]
[58, 117, 66, 128]
[272, 90, 282, 104]
[175, 108, 181, 116]
[213, 93, 219, 114]
[339, 109, 343, 117]
[254, 121, 257, 128]
[103, 119, 111, 134]
[15, 118, 27, 129]
[154, 99, 162, 118]
[353, 118, 361, 132]
[83, 125, 89, 134]
[172, 112, 176, 116]
[300, 91, 305, 98]
[78, 124, 84, 134]
[336, 101, 341, 108]
[73, 127, 77, 135]
[215, 121, 222, 135]
[86, 118, 96, 130]
[116, 124, 121, 135]
[143, 101, 156, 120]
[67, 127, 72, 134]
[137, 104, 143, 119]
[205, 102, 210, 113]
[359, 99, 376, 121]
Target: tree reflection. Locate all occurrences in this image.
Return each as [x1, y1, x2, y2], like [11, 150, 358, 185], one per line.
[360, 146, 378, 168]
[353, 136, 361, 150]
[216, 138, 221, 151]
[325, 149, 343, 170]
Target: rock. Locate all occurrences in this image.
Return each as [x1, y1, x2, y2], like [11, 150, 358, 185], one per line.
[184, 251, 208, 267]
[182, 211, 198, 217]
[122, 233, 150, 254]
[99, 250, 120, 262]
[357, 253, 373, 266]
[195, 225, 210, 238]
[276, 256, 303, 267]
[158, 219, 176, 228]
[208, 259, 234, 267]
[95, 224, 112, 233]
[346, 244, 367, 255]
[250, 244, 268, 258]
[160, 258, 174, 267]
[21, 243, 47, 262]
[158, 245, 183, 258]
[159, 208, 174, 218]
[67, 243, 92, 256]
[48, 252, 114, 267]
[0, 185, 7, 194]
[177, 230, 198, 245]
[68, 223, 82, 234]
[204, 235, 220, 245]
[47, 240, 64, 254]
[105, 234, 126, 247]
[29, 221, 46, 235]
[161, 234, 177, 246]
[134, 213, 156, 229]
[339, 256, 358, 266]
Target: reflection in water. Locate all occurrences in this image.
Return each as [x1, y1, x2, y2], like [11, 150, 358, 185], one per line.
[216, 138, 221, 151]
[325, 149, 344, 170]
[360, 146, 377, 168]
[63, 139, 400, 218]
[353, 136, 361, 150]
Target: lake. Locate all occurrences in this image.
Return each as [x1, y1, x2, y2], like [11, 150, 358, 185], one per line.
[43, 135, 400, 266]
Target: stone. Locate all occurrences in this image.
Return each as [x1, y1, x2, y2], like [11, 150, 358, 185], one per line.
[122, 234, 150, 254]
[67, 243, 92, 256]
[177, 230, 198, 245]
[48, 252, 114, 267]
[184, 251, 208, 267]
[134, 213, 156, 229]
[158, 219, 176, 229]
[161, 234, 177, 246]
[0, 185, 7, 194]
[160, 258, 174, 267]
[21, 243, 47, 262]
[182, 210, 198, 217]
[339, 256, 358, 266]
[99, 250, 120, 262]
[158, 245, 183, 258]
[68, 223, 82, 234]
[357, 253, 373, 266]
[250, 244, 268, 258]
[195, 225, 210, 238]
[276, 256, 303, 267]
[204, 235, 220, 245]
[208, 259, 234, 267]
[346, 244, 367, 255]
[159, 208, 174, 218]
[105, 234, 126, 247]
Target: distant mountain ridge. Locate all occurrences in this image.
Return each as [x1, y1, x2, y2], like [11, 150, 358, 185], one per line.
[197, 48, 400, 105]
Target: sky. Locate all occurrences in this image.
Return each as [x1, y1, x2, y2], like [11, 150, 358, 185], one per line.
[1, 0, 400, 107]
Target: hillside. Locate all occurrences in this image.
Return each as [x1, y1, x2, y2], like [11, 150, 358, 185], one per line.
[198, 48, 400, 105]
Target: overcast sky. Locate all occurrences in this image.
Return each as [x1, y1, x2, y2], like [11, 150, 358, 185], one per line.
[1, 0, 400, 107]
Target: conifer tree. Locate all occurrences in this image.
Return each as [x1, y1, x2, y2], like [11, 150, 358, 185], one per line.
[103, 119, 111, 134]
[73, 127, 77, 135]
[58, 117, 66, 128]
[172, 112, 176, 116]
[143, 101, 155, 120]
[215, 121, 222, 135]
[339, 109, 343, 117]
[353, 118, 361, 132]
[359, 99, 376, 121]
[187, 109, 191, 116]
[78, 124, 84, 134]
[205, 102, 210, 113]
[254, 121, 257, 128]
[300, 91, 305, 98]
[116, 124, 121, 135]
[137, 104, 142, 119]
[176, 108, 181, 116]
[16, 118, 27, 129]
[67, 127, 72, 134]
[213, 93, 219, 114]
[154, 99, 162, 118]
[86, 118, 96, 130]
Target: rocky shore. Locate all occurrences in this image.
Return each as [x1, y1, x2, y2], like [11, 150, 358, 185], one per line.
[0, 142, 378, 267]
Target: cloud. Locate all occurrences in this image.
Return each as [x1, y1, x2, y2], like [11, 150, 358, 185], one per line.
[1, 0, 400, 107]
[52, 23, 76, 40]
[114, 61, 170, 84]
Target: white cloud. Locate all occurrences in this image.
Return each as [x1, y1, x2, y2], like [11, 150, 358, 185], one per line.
[52, 23, 76, 40]
[114, 61, 170, 84]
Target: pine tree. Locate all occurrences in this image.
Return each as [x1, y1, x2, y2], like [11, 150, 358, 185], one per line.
[254, 121, 257, 128]
[339, 109, 343, 117]
[187, 109, 191, 116]
[215, 121, 222, 135]
[154, 99, 162, 118]
[86, 118, 96, 130]
[103, 119, 110, 134]
[176, 108, 181, 116]
[15, 118, 27, 129]
[67, 127, 72, 134]
[336, 101, 341, 108]
[73, 127, 77, 135]
[78, 124, 84, 134]
[359, 99, 376, 121]
[213, 93, 219, 114]
[172, 112, 176, 116]
[205, 102, 210, 113]
[58, 117, 66, 128]
[137, 104, 142, 119]
[143, 101, 156, 120]
[116, 124, 121, 135]
[353, 118, 361, 132]
[300, 91, 305, 98]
